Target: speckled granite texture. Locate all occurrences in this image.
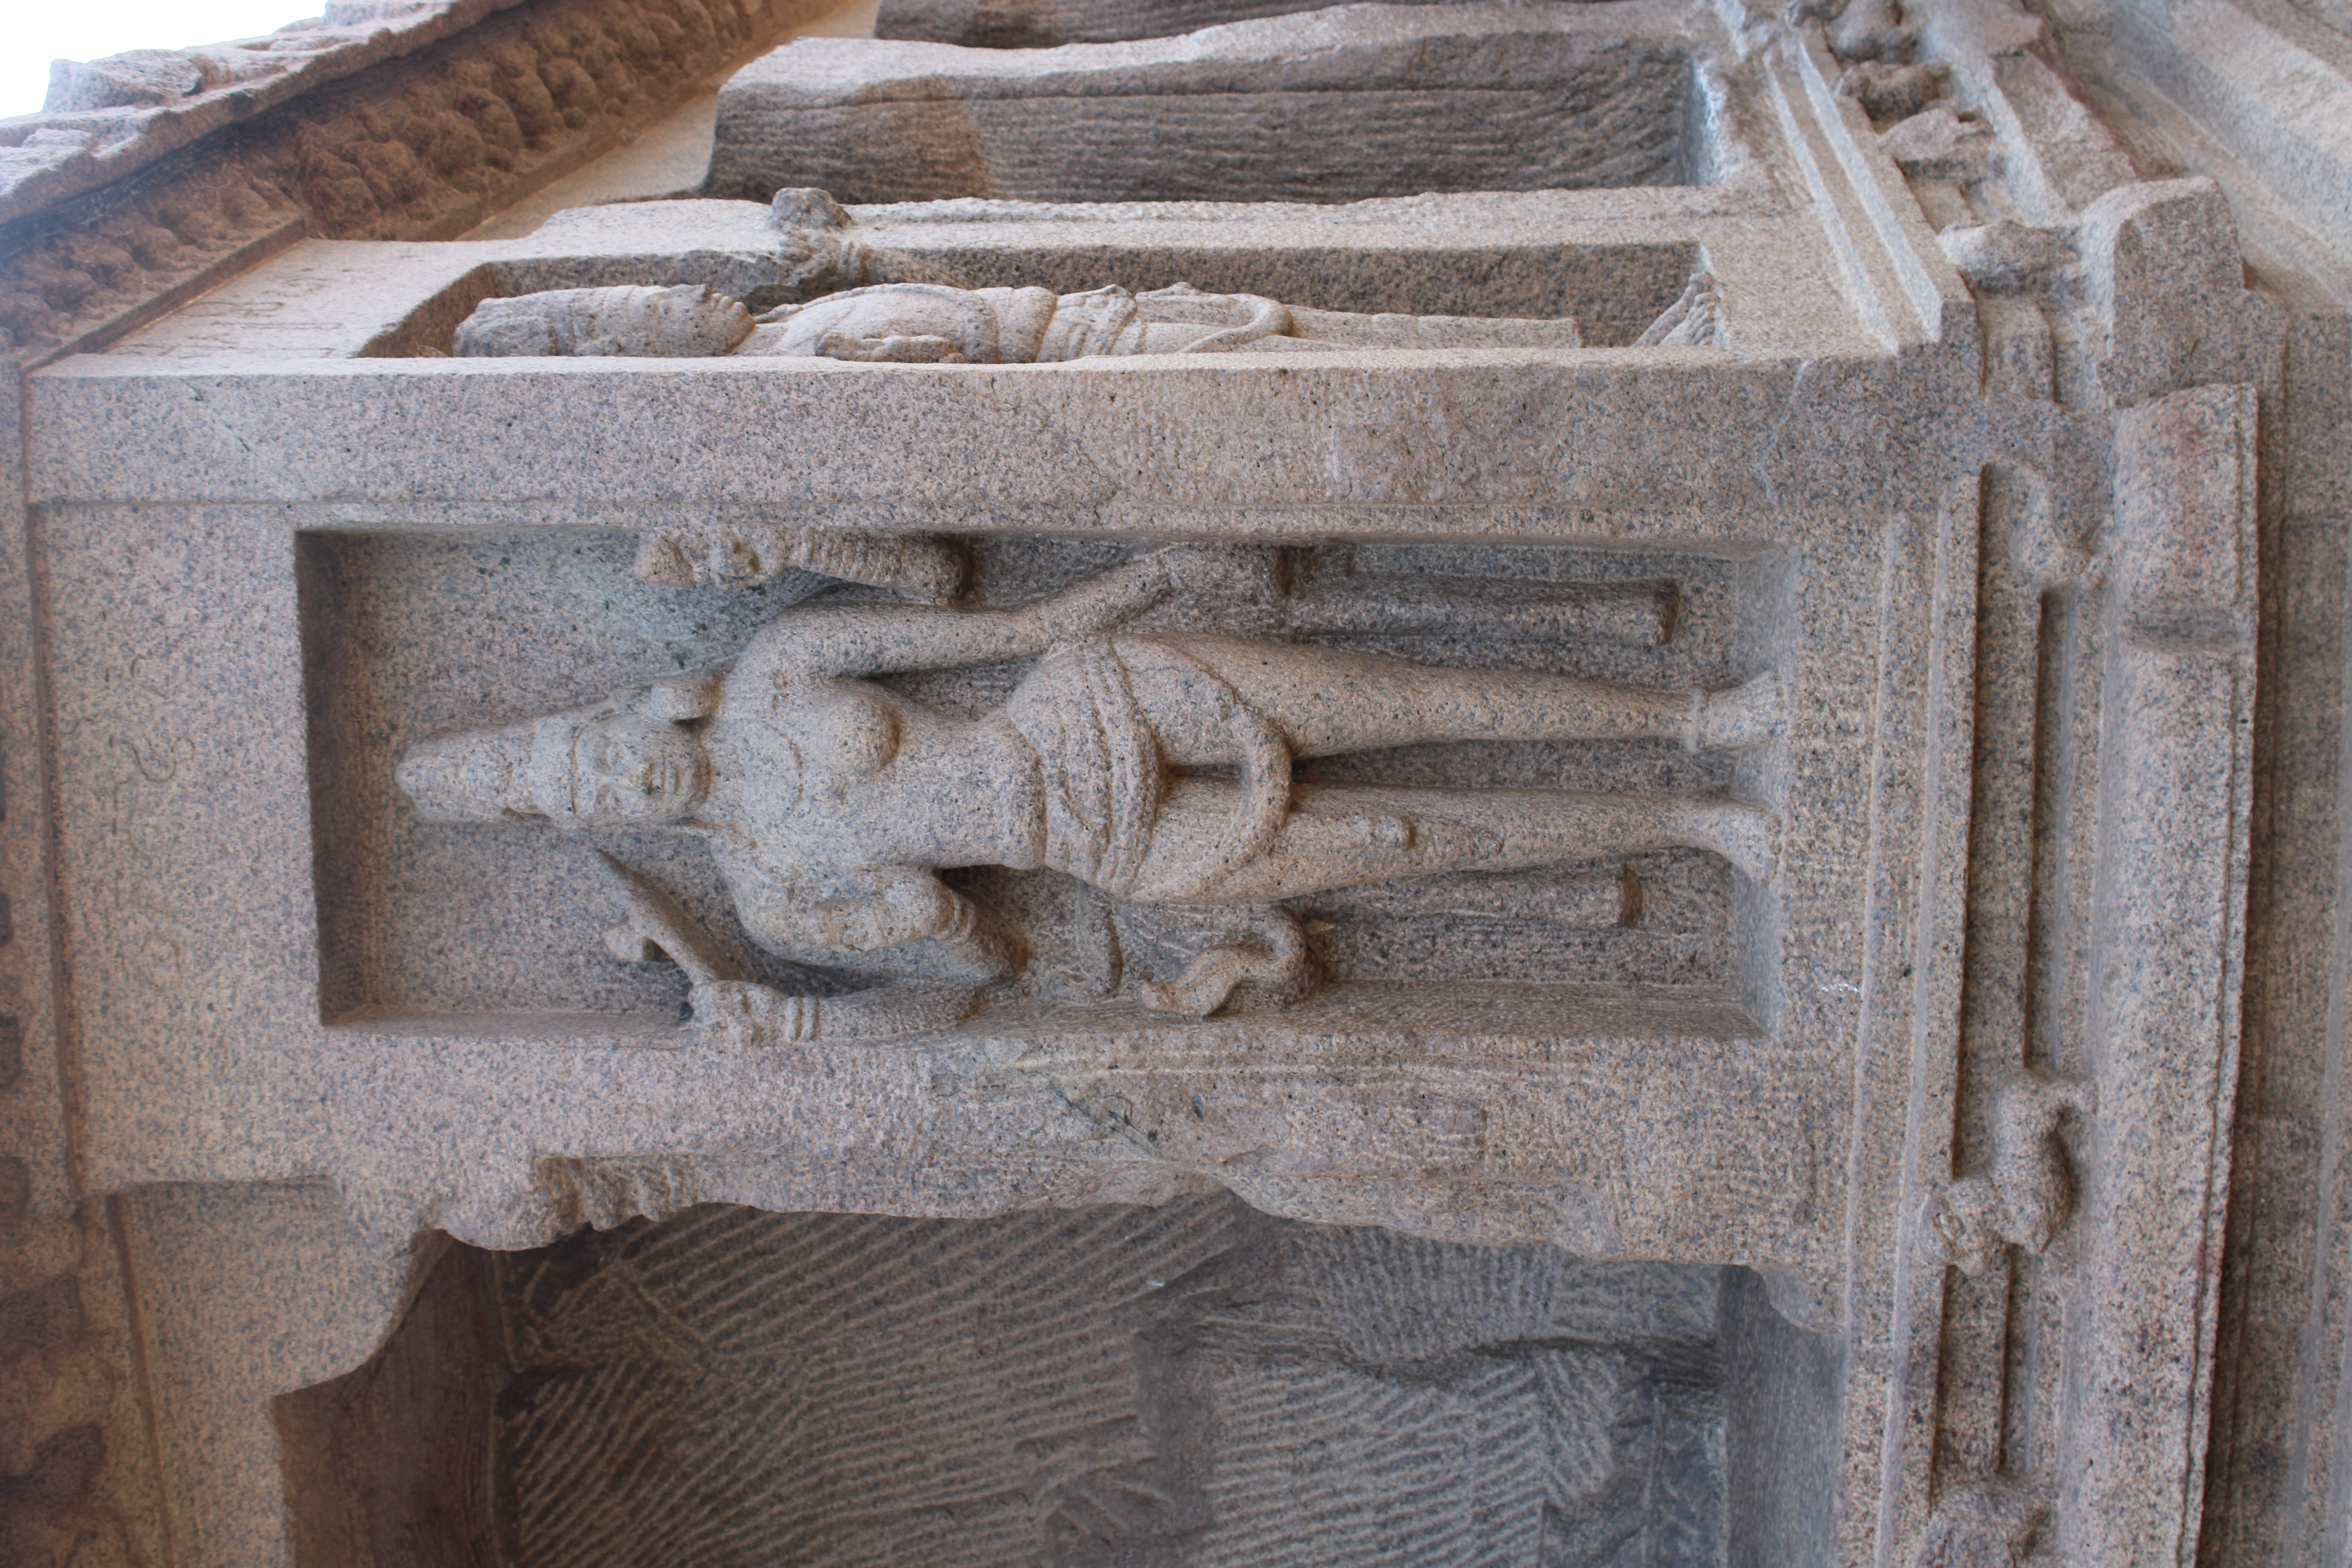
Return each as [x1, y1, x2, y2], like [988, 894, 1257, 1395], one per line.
[0, 0, 857, 362]
[8, 0, 2352, 1560]
[707, 5, 1714, 203]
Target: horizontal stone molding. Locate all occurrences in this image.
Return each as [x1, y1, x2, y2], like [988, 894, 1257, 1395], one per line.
[0, 0, 852, 364]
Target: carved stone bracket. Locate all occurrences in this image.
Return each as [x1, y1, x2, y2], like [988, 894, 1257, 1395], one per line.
[1922, 1073, 2095, 1275]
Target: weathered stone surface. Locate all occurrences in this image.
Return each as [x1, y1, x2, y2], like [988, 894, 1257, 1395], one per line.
[2, 1, 541, 226]
[387, 1198, 1740, 1565]
[876, 0, 1481, 47]
[0, 0, 855, 361]
[708, 4, 1712, 203]
[4, 0, 2349, 1558]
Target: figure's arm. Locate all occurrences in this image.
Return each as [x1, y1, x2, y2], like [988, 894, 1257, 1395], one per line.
[760, 601, 1044, 678]
[693, 977, 982, 1045]
[661, 857, 1002, 1045]
[635, 521, 966, 603]
[764, 543, 1275, 676]
[694, 867, 1012, 1043]
[735, 864, 1019, 982]
[812, 869, 1022, 981]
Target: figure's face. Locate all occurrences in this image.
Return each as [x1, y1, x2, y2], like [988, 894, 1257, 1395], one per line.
[572, 715, 710, 823]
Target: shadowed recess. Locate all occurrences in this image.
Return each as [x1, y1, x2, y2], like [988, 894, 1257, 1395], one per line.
[279, 1196, 1846, 1566]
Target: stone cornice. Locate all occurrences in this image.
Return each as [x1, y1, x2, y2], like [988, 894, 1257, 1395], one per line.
[0, 0, 847, 363]
[0, 0, 539, 232]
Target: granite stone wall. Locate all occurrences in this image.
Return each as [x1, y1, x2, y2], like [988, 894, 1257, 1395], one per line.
[7, 0, 2352, 1559]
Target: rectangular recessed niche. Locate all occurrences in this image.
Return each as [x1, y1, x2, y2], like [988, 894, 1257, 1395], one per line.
[365, 241, 1703, 357]
[299, 531, 1773, 1033]
[277, 1201, 1843, 1568]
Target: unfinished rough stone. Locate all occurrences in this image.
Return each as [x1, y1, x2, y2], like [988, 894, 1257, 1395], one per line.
[876, 0, 1477, 46]
[290, 1198, 1744, 1565]
[766, 183, 853, 228]
[1935, 219, 2076, 292]
[1878, 104, 1999, 180]
[708, 4, 1709, 203]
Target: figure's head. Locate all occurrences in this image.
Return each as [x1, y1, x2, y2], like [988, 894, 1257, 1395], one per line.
[452, 284, 754, 358]
[397, 679, 719, 829]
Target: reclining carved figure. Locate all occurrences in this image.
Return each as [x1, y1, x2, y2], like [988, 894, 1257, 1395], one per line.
[397, 546, 1780, 1035]
[450, 280, 1583, 361]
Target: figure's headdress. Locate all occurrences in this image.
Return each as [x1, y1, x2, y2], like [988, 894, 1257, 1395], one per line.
[395, 700, 621, 828]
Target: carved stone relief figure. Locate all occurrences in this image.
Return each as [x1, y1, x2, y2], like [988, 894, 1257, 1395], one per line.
[450, 279, 1585, 362]
[396, 546, 1780, 1034]
[1923, 1073, 2096, 1274]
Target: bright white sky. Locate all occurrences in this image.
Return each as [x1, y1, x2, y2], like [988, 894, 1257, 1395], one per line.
[5, 2, 313, 119]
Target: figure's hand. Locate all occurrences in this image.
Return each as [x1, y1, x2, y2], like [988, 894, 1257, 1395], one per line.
[690, 979, 817, 1047]
[633, 520, 799, 587]
[691, 978, 985, 1045]
[790, 532, 966, 604]
[1149, 542, 1283, 607]
[1026, 544, 1279, 643]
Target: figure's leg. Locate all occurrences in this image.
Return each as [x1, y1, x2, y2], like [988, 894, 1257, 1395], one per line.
[1123, 635, 1778, 761]
[1140, 779, 1777, 902]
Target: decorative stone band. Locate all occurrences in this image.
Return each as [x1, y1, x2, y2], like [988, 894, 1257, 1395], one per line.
[0, 359, 154, 1561]
[4, 0, 539, 227]
[0, 0, 849, 362]
[2062, 383, 2258, 1563]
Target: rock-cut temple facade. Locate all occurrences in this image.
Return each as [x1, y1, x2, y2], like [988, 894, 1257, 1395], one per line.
[4, 0, 2352, 1561]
